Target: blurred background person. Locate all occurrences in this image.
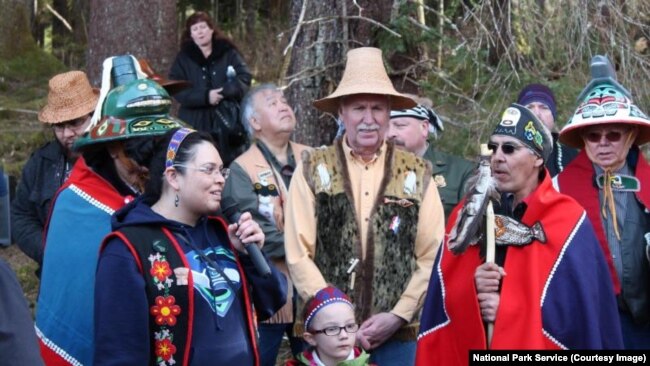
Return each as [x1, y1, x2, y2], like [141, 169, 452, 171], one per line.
[94, 128, 287, 365]
[0, 258, 44, 366]
[517, 83, 578, 177]
[11, 71, 97, 273]
[169, 11, 252, 167]
[388, 96, 475, 221]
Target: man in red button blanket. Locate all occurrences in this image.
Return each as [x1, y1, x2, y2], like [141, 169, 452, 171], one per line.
[416, 103, 623, 366]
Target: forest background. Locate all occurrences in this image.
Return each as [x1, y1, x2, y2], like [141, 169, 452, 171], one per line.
[0, 1, 648, 362]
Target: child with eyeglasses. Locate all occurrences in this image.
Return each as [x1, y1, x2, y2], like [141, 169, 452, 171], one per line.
[287, 286, 373, 366]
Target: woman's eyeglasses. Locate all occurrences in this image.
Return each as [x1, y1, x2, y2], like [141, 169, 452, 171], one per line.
[487, 142, 526, 155]
[173, 164, 230, 179]
[311, 323, 359, 336]
[583, 130, 626, 143]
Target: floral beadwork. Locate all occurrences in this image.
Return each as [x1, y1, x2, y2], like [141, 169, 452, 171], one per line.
[146, 248, 185, 366]
[151, 295, 181, 326]
[154, 329, 177, 364]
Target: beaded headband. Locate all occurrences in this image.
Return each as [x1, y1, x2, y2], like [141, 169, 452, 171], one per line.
[303, 286, 353, 330]
[165, 128, 195, 169]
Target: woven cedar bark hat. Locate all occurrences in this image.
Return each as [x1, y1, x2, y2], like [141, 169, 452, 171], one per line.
[313, 47, 416, 114]
[38, 71, 99, 124]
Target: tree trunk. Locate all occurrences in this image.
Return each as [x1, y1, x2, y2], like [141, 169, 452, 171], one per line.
[86, 0, 178, 85]
[284, 0, 346, 147]
[0, 0, 37, 59]
[487, 0, 513, 67]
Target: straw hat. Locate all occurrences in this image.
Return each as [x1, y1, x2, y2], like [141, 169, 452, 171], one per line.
[138, 59, 190, 95]
[38, 71, 99, 124]
[313, 47, 415, 114]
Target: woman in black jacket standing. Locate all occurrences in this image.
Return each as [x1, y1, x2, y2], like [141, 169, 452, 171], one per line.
[169, 11, 252, 166]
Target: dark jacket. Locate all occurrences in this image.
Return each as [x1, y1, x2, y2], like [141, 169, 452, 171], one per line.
[546, 132, 578, 177]
[94, 198, 287, 366]
[169, 39, 252, 166]
[423, 146, 475, 221]
[0, 258, 45, 366]
[11, 140, 69, 266]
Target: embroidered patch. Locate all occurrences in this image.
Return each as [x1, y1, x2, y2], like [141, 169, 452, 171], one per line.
[524, 121, 544, 150]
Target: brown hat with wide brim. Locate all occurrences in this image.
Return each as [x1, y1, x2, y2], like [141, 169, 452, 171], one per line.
[313, 47, 416, 114]
[139, 59, 191, 96]
[38, 71, 99, 124]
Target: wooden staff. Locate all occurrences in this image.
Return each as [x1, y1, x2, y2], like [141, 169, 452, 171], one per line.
[480, 143, 496, 348]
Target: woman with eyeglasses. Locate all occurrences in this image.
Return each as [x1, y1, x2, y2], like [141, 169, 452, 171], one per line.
[94, 128, 287, 366]
[554, 58, 650, 349]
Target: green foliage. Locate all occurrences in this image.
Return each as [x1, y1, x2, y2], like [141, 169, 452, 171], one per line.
[0, 49, 61, 177]
[0, 49, 65, 83]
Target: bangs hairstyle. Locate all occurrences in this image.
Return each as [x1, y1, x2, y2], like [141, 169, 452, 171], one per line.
[180, 11, 238, 51]
[140, 128, 215, 204]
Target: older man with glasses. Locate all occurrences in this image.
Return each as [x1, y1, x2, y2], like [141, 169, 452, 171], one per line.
[554, 56, 650, 349]
[11, 71, 97, 271]
[416, 103, 622, 365]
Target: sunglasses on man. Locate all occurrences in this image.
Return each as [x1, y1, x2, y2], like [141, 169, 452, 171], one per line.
[487, 142, 527, 155]
[582, 129, 628, 143]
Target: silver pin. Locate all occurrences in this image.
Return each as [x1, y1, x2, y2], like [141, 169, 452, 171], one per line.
[350, 272, 356, 290]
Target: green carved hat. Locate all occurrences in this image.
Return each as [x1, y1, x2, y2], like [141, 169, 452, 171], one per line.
[74, 55, 185, 150]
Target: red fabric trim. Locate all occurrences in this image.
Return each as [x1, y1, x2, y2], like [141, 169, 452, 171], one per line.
[558, 150, 621, 293]
[39, 338, 73, 366]
[100, 232, 144, 274]
[161, 227, 195, 366]
[42, 157, 126, 253]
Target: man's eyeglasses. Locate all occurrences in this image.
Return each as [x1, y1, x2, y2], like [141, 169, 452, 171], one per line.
[583, 130, 626, 143]
[487, 142, 526, 155]
[52, 116, 89, 132]
[173, 164, 230, 179]
[311, 323, 359, 336]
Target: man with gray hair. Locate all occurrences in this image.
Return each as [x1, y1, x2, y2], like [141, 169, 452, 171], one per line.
[223, 83, 310, 366]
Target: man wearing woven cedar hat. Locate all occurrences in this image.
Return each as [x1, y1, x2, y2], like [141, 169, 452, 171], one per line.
[35, 55, 184, 366]
[554, 55, 650, 349]
[284, 47, 444, 365]
[11, 71, 98, 271]
[388, 95, 475, 220]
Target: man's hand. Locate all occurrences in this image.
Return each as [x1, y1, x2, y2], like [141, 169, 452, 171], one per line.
[474, 262, 505, 294]
[356, 312, 406, 350]
[474, 262, 505, 322]
[477, 292, 500, 322]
